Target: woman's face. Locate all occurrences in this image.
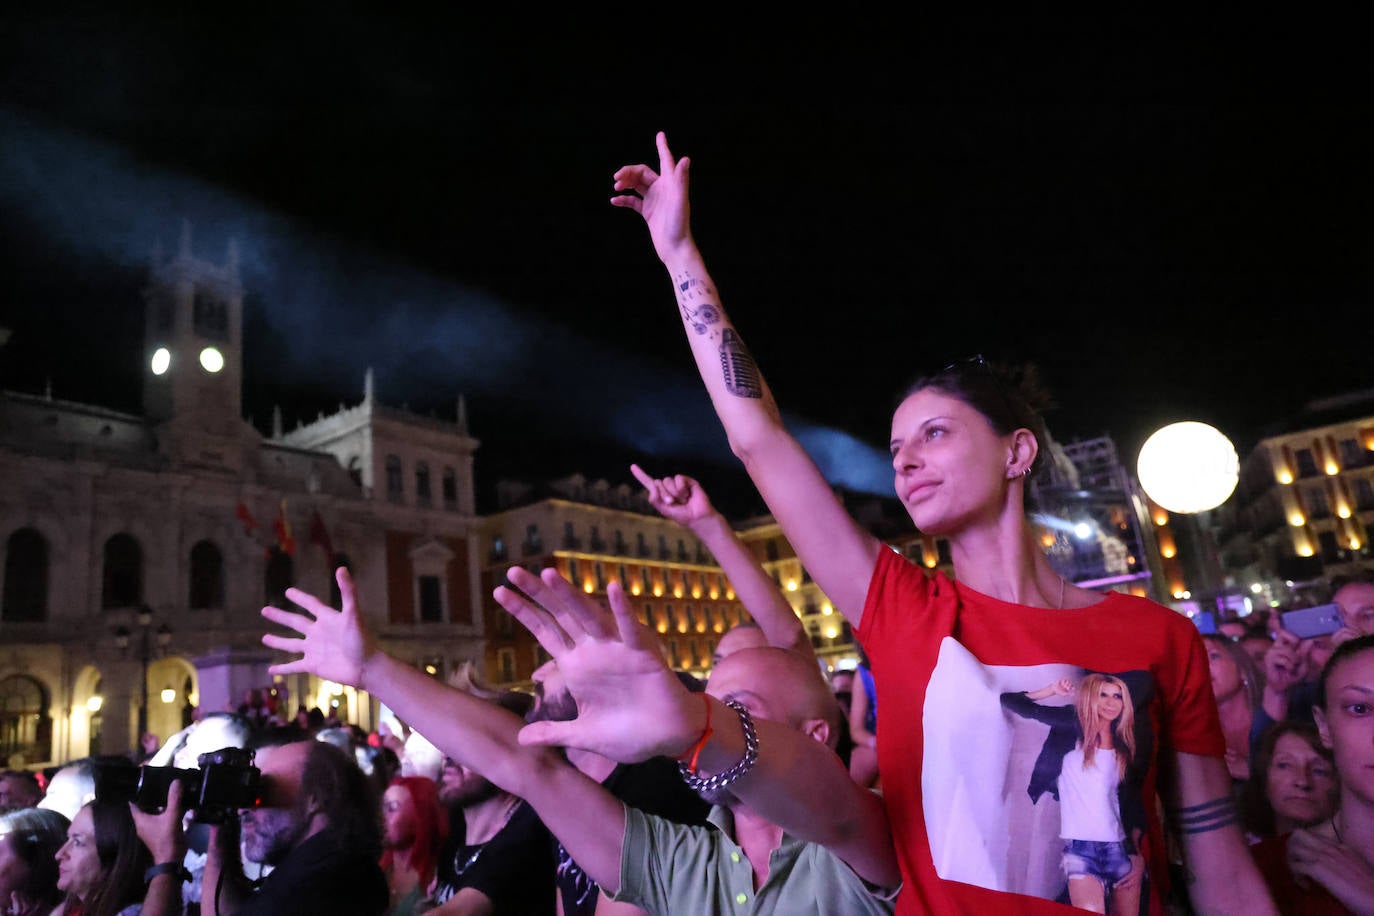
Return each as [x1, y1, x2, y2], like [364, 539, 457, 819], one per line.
[382, 785, 416, 849]
[1265, 732, 1338, 831]
[890, 388, 1019, 537]
[1316, 649, 1374, 806]
[1093, 681, 1125, 723]
[1205, 641, 1242, 702]
[0, 831, 31, 903]
[54, 805, 102, 900]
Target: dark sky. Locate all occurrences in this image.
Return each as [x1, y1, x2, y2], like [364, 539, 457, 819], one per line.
[1, 12, 1370, 516]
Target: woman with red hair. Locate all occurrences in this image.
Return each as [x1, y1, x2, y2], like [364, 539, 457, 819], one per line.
[379, 775, 447, 916]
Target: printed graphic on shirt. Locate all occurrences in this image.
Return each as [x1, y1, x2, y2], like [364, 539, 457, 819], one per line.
[924, 638, 1156, 915]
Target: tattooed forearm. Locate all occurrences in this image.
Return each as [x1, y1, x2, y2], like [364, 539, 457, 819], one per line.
[719, 329, 762, 399]
[674, 270, 721, 335]
[1168, 796, 1237, 835]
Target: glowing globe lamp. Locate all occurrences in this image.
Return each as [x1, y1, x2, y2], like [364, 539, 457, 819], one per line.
[199, 347, 225, 373]
[150, 347, 171, 375]
[1136, 422, 1239, 514]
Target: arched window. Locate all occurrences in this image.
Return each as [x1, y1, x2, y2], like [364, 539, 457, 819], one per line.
[264, 547, 294, 609]
[3, 528, 48, 621]
[189, 540, 225, 609]
[0, 674, 52, 763]
[102, 533, 143, 608]
[385, 455, 403, 502]
[415, 462, 432, 506]
[442, 467, 458, 510]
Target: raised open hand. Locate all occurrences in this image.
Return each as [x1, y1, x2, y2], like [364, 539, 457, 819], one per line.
[610, 131, 693, 264]
[494, 567, 700, 763]
[630, 463, 714, 527]
[260, 567, 377, 688]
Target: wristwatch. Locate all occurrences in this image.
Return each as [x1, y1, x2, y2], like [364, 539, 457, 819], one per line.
[144, 861, 192, 884]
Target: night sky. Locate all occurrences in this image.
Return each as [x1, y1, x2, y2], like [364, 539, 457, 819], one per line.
[2, 12, 1370, 516]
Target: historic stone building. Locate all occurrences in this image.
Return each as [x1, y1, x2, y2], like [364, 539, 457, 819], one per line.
[0, 229, 486, 767]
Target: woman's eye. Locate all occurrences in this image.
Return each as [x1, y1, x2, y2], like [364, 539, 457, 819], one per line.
[925, 427, 945, 440]
[1347, 702, 1372, 716]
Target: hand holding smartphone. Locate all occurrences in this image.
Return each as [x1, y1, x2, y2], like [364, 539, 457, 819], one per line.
[1279, 603, 1344, 640]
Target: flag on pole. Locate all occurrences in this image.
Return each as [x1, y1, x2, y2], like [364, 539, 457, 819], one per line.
[309, 510, 334, 563]
[236, 501, 259, 534]
[274, 498, 296, 556]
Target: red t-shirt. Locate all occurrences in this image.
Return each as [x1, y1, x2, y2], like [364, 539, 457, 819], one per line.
[857, 548, 1224, 915]
[1251, 833, 1356, 915]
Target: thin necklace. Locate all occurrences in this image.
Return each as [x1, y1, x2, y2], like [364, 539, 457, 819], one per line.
[1056, 577, 1066, 610]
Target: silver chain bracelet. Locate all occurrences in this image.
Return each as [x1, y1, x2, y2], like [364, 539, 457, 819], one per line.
[677, 698, 759, 793]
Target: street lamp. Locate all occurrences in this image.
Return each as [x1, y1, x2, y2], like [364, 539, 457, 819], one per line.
[114, 605, 173, 739]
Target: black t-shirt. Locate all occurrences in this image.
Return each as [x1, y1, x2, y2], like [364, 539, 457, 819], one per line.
[236, 828, 388, 916]
[434, 799, 555, 913]
[556, 756, 711, 916]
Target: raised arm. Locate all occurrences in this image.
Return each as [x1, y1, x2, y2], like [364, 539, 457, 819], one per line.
[259, 568, 628, 893]
[630, 463, 814, 662]
[499, 566, 900, 889]
[613, 134, 880, 623]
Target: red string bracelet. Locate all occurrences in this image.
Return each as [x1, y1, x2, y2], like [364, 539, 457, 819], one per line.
[675, 693, 714, 774]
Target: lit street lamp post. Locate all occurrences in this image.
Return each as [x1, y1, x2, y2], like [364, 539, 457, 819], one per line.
[114, 605, 172, 739]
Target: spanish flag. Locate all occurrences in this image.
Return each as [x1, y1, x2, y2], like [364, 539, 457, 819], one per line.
[273, 498, 296, 556]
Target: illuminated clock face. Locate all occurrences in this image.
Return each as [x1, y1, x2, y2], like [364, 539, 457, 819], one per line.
[150, 347, 171, 375]
[199, 347, 225, 373]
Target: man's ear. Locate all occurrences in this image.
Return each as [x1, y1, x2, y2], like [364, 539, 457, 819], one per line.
[800, 717, 831, 748]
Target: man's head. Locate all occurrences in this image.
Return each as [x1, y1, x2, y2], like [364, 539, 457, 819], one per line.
[527, 660, 578, 724]
[830, 668, 856, 697]
[1334, 574, 1374, 637]
[711, 622, 768, 666]
[437, 756, 502, 811]
[173, 712, 254, 770]
[239, 739, 379, 866]
[37, 758, 96, 821]
[0, 770, 42, 812]
[701, 647, 840, 805]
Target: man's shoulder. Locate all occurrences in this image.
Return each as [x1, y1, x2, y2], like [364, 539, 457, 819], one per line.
[606, 757, 711, 826]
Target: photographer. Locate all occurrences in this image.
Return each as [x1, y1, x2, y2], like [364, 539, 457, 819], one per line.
[200, 731, 387, 916]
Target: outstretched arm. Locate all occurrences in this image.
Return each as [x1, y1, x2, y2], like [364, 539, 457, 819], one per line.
[259, 568, 628, 893]
[630, 463, 814, 662]
[498, 566, 900, 889]
[613, 134, 880, 624]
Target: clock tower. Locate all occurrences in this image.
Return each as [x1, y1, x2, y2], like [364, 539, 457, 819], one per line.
[142, 221, 251, 472]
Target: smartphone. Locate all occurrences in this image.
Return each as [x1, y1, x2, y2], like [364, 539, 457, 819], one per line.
[1280, 603, 1344, 639]
[1191, 610, 1217, 635]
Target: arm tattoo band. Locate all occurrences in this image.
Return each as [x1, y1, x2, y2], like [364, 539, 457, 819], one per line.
[1167, 796, 1238, 835]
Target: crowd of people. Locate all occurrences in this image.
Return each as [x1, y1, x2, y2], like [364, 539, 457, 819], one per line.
[5, 133, 1374, 914]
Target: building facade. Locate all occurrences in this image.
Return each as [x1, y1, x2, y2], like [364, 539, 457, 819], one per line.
[0, 230, 487, 767]
[1216, 391, 1374, 604]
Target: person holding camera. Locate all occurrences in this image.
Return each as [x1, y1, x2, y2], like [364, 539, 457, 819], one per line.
[199, 731, 387, 916]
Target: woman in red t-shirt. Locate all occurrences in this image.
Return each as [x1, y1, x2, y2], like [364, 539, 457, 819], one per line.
[611, 130, 1277, 915]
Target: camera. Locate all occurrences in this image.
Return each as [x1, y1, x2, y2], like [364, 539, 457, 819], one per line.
[93, 746, 262, 824]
